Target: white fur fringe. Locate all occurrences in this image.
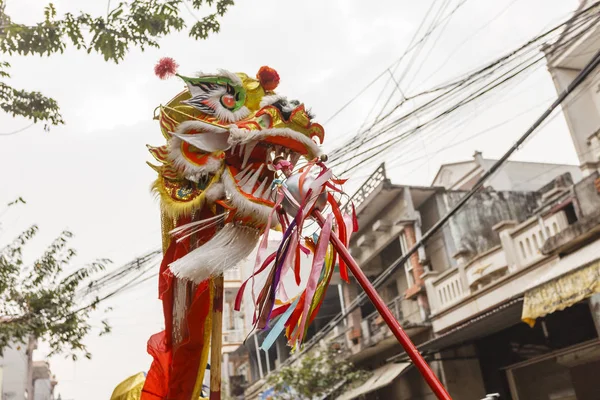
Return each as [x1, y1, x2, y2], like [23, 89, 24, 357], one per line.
[168, 224, 260, 283]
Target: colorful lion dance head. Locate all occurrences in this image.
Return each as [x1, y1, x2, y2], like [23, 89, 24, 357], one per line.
[148, 58, 326, 282]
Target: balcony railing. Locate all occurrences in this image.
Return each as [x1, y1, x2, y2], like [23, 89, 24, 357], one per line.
[426, 210, 569, 314]
[343, 163, 388, 214]
[224, 266, 242, 282]
[223, 329, 245, 343]
[327, 325, 351, 355]
[361, 296, 404, 347]
[513, 211, 567, 266]
[431, 268, 467, 310]
[321, 295, 422, 356]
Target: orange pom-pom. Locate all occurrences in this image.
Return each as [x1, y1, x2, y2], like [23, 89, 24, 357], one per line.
[154, 57, 178, 80]
[257, 66, 280, 91]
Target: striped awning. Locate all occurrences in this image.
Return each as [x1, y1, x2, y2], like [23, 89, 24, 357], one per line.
[521, 258, 600, 327]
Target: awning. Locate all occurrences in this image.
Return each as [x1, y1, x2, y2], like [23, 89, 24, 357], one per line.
[522, 258, 600, 327]
[336, 362, 412, 400]
[417, 297, 524, 355]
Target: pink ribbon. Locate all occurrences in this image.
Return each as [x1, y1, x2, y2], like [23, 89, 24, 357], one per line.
[296, 213, 333, 344]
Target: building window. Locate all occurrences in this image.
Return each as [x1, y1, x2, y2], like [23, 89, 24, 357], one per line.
[399, 233, 414, 286]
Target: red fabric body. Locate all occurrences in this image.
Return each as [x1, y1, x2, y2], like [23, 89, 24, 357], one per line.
[142, 210, 217, 400]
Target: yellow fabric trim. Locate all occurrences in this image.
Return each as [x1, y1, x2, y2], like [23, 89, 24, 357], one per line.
[110, 372, 146, 400]
[160, 208, 176, 254]
[191, 282, 214, 400]
[521, 259, 600, 327]
[152, 166, 224, 220]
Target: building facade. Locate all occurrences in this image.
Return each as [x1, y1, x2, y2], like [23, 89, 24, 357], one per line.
[0, 337, 56, 400]
[226, 2, 600, 398]
[224, 239, 345, 399]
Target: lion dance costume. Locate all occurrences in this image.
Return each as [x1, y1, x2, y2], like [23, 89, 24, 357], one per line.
[135, 58, 356, 400]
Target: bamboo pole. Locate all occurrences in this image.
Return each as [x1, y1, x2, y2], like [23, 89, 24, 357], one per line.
[210, 275, 224, 400]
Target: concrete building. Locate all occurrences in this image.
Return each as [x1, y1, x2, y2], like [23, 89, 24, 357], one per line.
[0, 337, 56, 400]
[220, 257, 249, 398]
[226, 239, 344, 399]
[32, 362, 57, 400]
[228, 145, 595, 398]
[226, 2, 600, 398]
[332, 2, 600, 397]
[432, 152, 582, 192]
[544, 0, 600, 177]
[1, 343, 29, 400]
[330, 155, 594, 399]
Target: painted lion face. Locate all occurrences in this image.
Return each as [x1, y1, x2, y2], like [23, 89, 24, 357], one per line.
[148, 66, 325, 230]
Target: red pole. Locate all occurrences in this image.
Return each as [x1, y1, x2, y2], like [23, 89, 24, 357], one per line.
[313, 210, 452, 400]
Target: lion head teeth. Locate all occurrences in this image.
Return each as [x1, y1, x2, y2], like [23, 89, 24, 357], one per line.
[241, 141, 258, 169]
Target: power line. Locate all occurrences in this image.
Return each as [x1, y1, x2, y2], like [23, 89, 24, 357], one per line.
[327, 3, 599, 164]
[415, 0, 523, 89]
[371, 48, 600, 296]
[291, 45, 600, 361]
[0, 123, 35, 136]
[328, 9, 599, 172]
[333, 52, 547, 173]
[323, 0, 471, 126]
[339, 0, 466, 173]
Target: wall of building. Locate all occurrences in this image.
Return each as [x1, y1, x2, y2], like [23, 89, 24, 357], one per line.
[444, 190, 541, 262]
[432, 162, 477, 188]
[549, 67, 600, 169]
[378, 365, 440, 400]
[33, 379, 53, 400]
[574, 171, 600, 217]
[493, 162, 582, 192]
[439, 344, 486, 399]
[592, 66, 600, 115]
[421, 195, 455, 273]
[0, 345, 28, 400]
[351, 190, 414, 272]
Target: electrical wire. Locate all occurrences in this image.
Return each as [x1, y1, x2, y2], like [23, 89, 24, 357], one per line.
[288, 45, 600, 363]
[339, 0, 466, 173]
[0, 123, 35, 136]
[327, 4, 599, 164]
[323, 0, 471, 127]
[327, 10, 599, 174]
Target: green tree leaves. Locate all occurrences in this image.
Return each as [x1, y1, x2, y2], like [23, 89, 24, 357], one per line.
[267, 348, 370, 399]
[0, 220, 111, 359]
[0, 0, 235, 127]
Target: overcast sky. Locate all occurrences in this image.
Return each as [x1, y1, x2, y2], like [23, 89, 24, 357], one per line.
[0, 0, 583, 399]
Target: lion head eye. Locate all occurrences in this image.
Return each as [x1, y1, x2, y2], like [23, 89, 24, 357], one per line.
[221, 94, 236, 109]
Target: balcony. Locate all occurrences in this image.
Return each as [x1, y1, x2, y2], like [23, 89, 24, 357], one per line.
[361, 296, 404, 347]
[323, 295, 426, 363]
[223, 329, 245, 344]
[342, 163, 388, 215]
[224, 266, 242, 288]
[424, 210, 570, 332]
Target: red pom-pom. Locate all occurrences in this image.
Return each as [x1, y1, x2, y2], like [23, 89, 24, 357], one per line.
[257, 66, 280, 91]
[154, 57, 179, 80]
